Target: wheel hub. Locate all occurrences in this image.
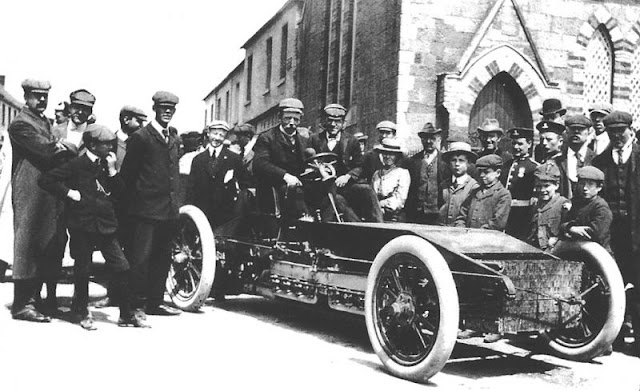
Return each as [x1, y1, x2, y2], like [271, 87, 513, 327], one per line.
[388, 292, 416, 326]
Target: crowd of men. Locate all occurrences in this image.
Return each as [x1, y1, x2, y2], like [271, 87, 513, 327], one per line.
[0, 78, 638, 356]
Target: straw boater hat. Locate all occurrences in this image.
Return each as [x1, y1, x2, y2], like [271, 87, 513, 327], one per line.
[353, 131, 368, 141]
[374, 138, 405, 155]
[442, 140, 478, 162]
[477, 118, 504, 135]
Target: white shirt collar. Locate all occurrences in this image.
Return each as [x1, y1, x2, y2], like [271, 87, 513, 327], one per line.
[452, 173, 469, 185]
[207, 144, 224, 157]
[612, 136, 635, 164]
[67, 120, 86, 133]
[244, 136, 258, 157]
[151, 119, 167, 137]
[279, 125, 297, 138]
[116, 129, 128, 142]
[423, 149, 438, 164]
[85, 150, 99, 163]
[568, 142, 589, 160]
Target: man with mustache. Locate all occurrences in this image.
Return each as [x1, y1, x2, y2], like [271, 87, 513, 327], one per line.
[593, 111, 640, 356]
[477, 118, 513, 162]
[8, 79, 74, 322]
[564, 114, 596, 196]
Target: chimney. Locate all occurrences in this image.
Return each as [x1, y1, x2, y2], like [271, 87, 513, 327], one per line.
[0, 75, 5, 86]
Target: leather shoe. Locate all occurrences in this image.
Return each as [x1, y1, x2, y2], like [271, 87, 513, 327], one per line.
[146, 304, 181, 316]
[79, 314, 97, 331]
[118, 314, 151, 328]
[93, 297, 119, 309]
[12, 306, 51, 323]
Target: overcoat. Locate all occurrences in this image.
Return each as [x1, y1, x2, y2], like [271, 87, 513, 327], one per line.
[9, 107, 66, 279]
[454, 181, 512, 231]
[119, 123, 180, 221]
[439, 175, 479, 226]
[253, 126, 309, 187]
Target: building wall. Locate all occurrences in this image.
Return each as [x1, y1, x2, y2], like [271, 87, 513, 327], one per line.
[0, 79, 22, 138]
[204, 61, 244, 128]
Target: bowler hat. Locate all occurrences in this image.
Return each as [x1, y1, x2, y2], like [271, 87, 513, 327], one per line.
[477, 118, 504, 135]
[540, 98, 566, 116]
[21, 79, 51, 93]
[536, 120, 565, 135]
[152, 91, 179, 106]
[374, 138, 405, 155]
[418, 122, 441, 137]
[442, 141, 477, 162]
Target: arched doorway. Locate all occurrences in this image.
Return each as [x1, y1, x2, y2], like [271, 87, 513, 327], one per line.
[468, 72, 533, 149]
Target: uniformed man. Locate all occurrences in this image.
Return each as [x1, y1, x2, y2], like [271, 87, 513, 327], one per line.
[52, 89, 96, 149]
[501, 127, 538, 240]
[588, 102, 613, 156]
[537, 120, 571, 198]
[253, 98, 310, 221]
[120, 91, 182, 317]
[592, 110, 640, 355]
[54, 101, 69, 125]
[115, 105, 147, 170]
[564, 114, 596, 196]
[405, 123, 450, 224]
[535, 98, 567, 162]
[439, 139, 479, 226]
[477, 118, 512, 162]
[9, 79, 74, 322]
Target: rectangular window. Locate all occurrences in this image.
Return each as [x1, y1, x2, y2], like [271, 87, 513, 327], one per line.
[246, 55, 253, 102]
[1, 104, 5, 126]
[265, 38, 273, 90]
[280, 24, 288, 80]
[216, 98, 222, 120]
[235, 83, 241, 122]
[225, 90, 230, 121]
[210, 103, 214, 122]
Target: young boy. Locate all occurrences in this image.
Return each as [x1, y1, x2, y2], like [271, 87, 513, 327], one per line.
[528, 164, 570, 251]
[440, 140, 478, 226]
[455, 154, 511, 231]
[560, 166, 612, 249]
[39, 124, 148, 330]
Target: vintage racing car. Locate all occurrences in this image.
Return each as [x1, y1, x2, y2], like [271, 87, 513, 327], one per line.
[166, 152, 625, 383]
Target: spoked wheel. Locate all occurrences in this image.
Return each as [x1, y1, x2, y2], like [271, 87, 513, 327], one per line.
[544, 240, 625, 360]
[365, 235, 459, 383]
[166, 205, 216, 311]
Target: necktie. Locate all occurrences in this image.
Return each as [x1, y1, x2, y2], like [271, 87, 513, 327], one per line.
[452, 178, 458, 189]
[162, 128, 169, 144]
[618, 149, 624, 165]
[211, 149, 217, 159]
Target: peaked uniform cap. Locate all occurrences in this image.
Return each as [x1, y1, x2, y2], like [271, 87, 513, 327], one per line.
[376, 121, 397, 132]
[70, 89, 96, 108]
[21, 79, 51, 93]
[323, 103, 347, 117]
[507, 127, 534, 140]
[565, 114, 591, 129]
[477, 118, 504, 135]
[278, 98, 304, 113]
[152, 91, 179, 106]
[577, 166, 604, 181]
[603, 111, 633, 129]
[536, 120, 565, 135]
[85, 123, 116, 142]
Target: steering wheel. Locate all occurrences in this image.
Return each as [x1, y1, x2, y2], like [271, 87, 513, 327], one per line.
[301, 152, 338, 182]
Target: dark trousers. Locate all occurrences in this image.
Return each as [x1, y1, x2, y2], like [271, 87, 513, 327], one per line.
[506, 206, 532, 240]
[341, 183, 384, 222]
[69, 229, 129, 314]
[126, 218, 176, 308]
[37, 227, 68, 301]
[258, 184, 309, 223]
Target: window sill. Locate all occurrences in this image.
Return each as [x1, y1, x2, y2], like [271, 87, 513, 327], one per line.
[277, 77, 286, 87]
[262, 88, 271, 96]
[244, 100, 251, 107]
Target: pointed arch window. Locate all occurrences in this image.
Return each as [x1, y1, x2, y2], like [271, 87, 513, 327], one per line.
[584, 25, 614, 109]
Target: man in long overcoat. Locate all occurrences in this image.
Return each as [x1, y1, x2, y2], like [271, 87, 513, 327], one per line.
[9, 79, 74, 322]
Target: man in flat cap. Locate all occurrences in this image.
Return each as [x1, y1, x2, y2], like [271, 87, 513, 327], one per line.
[501, 127, 538, 240]
[564, 114, 596, 197]
[120, 90, 182, 317]
[39, 124, 148, 329]
[8, 79, 75, 322]
[52, 89, 96, 149]
[405, 123, 450, 224]
[537, 120, 571, 198]
[593, 110, 640, 355]
[54, 101, 69, 125]
[253, 98, 311, 221]
[115, 105, 147, 170]
[186, 120, 248, 229]
[477, 118, 513, 162]
[588, 102, 613, 156]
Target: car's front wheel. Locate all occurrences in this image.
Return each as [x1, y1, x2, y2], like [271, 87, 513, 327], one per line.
[364, 235, 459, 383]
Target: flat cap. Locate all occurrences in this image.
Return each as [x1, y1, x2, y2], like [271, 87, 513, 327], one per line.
[278, 98, 304, 113]
[477, 118, 504, 135]
[234, 123, 256, 135]
[70, 89, 96, 108]
[323, 103, 347, 117]
[84, 123, 116, 142]
[536, 120, 564, 135]
[21, 79, 51, 93]
[442, 141, 477, 162]
[120, 105, 147, 120]
[55, 101, 69, 112]
[418, 122, 442, 136]
[376, 121, 397, 132]
[353, 131, 368, 141]
[577, 166, 604, 182]
[565, 114, 591, 129]
[603, 111, 633, 129]
[152, 91, 180, 106]
[535, 163, 560, 182]
[207, 120, 230, 132]
[540, 98, 566, 116]
[589, 102, 613, 116]
[476, 154, 503, 169]
[507, 127, 534, 140]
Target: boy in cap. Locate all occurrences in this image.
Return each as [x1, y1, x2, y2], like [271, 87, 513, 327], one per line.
[527, 164, 570, 251]
[39, 124, 147, 329]
[439, 139, 478, 226]
[455, 154, 511, 231]
[52, 89, 96, 149]
[501, 127, 538, 240]
[120, 90, 182, 317]
[593, 110, 640, 355]
[560, 166, 612, 249]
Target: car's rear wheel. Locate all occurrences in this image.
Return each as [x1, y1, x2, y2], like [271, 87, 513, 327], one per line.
[166, 205, 216, 311]
[544, 240, 625, 360]
[365, 235, 459, 383]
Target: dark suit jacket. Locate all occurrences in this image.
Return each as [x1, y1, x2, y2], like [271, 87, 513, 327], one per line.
[560, 195, 612, 249]
[186, 147, 247, 226]
[253, 126, 310, 187]
[39, 154, 124, 235]
[120, 123, 180, 221]
[309, 131, 362, 176]
[404, 150, 450, 217]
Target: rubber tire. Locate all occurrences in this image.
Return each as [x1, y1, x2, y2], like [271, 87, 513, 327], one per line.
[545, 240, 625, 361]
[365, 235, 459, 383]
[166, 205, 216, 312]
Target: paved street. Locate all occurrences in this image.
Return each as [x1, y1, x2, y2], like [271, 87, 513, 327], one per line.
[0, 280, 638, 391]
